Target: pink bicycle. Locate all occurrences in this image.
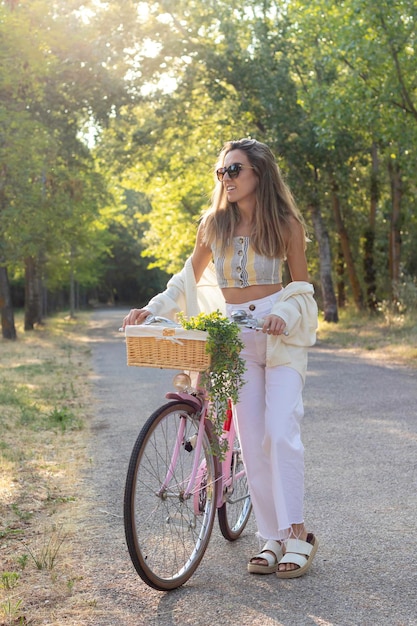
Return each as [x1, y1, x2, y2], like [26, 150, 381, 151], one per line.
[123, 312, 257, 591]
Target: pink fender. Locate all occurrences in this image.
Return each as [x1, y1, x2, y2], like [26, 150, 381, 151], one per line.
[165, 392, 202, 413]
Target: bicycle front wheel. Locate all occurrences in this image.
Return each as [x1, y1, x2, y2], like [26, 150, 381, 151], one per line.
[124, 401, 219, 591]
[218, 435, 252, 541]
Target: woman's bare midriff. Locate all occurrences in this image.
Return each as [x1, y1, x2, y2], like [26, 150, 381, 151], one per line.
[222, 283, 283, 305]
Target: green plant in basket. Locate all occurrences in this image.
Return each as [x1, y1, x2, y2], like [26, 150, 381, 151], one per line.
[178, 311, 246, 443]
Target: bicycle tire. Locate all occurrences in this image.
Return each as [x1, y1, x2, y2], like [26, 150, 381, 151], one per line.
[124, 401, 219, 591]
[217, 435, 252, 541]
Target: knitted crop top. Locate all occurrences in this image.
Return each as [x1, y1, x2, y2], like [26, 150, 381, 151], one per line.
[211, 237, 283, 289]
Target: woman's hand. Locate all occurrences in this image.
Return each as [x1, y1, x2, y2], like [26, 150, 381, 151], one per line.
[122, 308, 152, 329]
[261, 314, 287, 335]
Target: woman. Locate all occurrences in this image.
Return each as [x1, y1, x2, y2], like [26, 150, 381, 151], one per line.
[123, 138, 318, 578]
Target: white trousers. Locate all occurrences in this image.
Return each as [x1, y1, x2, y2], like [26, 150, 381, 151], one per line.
[227, 293, 305, 541]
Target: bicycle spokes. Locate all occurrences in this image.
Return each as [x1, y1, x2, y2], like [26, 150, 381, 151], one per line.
[124, 402, 219, 590]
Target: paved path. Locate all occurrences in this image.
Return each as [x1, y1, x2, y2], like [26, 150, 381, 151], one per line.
[81, 308, 417, 626]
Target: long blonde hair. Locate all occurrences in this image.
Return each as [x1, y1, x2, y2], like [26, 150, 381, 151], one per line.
[202, 138, 306, 258]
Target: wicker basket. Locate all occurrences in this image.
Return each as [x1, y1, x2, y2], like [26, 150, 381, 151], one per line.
[124, 325, 210, 371]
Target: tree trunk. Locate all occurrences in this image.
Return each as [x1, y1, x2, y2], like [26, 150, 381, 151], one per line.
[363, 142, 379, 312]
[69, 246, 76, 318]
[336, 243, 346, 309]
[308, 192, 338, 323]
[387, 158, 402, 302]
[331, 182, 364, 311]
[24, 256, 42, 330]
[5, 0, 20, 10]
[0, 265, 17, 339]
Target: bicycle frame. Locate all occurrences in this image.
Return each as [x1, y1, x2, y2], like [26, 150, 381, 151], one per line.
[164, 383, 245, 511]
[218, 403, 247, 509]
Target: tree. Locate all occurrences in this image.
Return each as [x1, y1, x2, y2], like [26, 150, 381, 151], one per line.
[0, 267, 16, 339]
[96, 189, 169, 304]
[0, 0, 142, 334]
[94, 0, 417, 317]
[99, 0, 341, 318]
[303, 0, 417, 306]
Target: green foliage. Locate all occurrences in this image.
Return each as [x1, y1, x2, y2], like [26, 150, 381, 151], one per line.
[178, 311, 246, 440]
[0, 572, 23, 624]
[46, 407, 82, 432]
[1, 572, 20, 591]
[1, 598, 23, 624]
[0, 0, 138, 309]
[16, 555, 28, 571]
[2, 0, 417, 315]
[25, 527, 67, 570]
[97, 72, 253, 273]
[94, 188, 169, 303]
[97, 0, 417, 311]
[11, 504, 33, 523]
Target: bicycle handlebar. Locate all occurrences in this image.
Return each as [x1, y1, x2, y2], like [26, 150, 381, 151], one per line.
[145, 315, 180, 327]
[120, 310, 288, 335]
[229, 309, 263, 328]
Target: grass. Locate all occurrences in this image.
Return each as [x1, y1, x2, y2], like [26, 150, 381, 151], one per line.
[24, 526, 68, 571]
[0, 311, 94, 625]
[317, 306, 417, 368]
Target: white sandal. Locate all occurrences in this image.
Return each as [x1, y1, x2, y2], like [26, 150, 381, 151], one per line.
[247, 539, 283, 574]
[276, 534, 319, 579]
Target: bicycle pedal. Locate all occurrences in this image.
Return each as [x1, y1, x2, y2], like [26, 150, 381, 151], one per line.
[184, 434, 198, 452]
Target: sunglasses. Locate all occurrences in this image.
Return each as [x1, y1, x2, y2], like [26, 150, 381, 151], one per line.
[216, 163, 255, 182]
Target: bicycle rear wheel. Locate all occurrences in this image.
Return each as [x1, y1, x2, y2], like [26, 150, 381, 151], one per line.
[124, 401, 219, 591]
[218, 435, 252, 540]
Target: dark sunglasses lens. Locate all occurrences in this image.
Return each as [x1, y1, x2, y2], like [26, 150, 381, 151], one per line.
[216, 168, 225, 181]
[228, 164, 241, 178]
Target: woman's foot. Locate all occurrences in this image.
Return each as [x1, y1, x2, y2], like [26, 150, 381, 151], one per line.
[277, 532, 319, 579]
[247, 539, 283, 574]
[278, 525, 308, 574]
